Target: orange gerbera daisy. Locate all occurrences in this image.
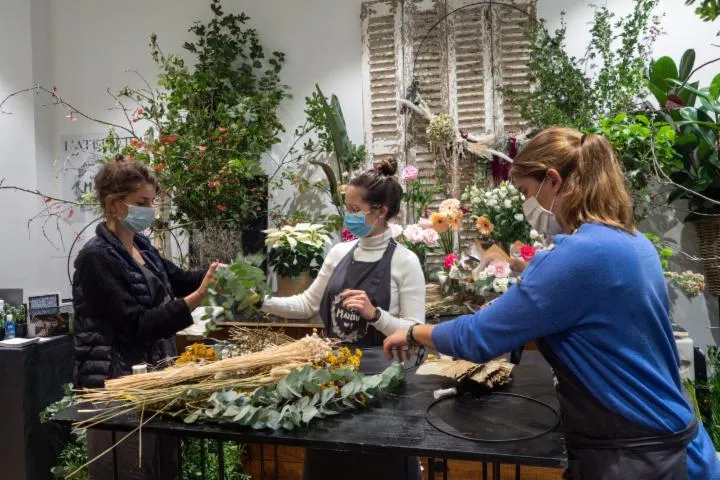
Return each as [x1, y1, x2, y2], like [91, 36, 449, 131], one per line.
[475, 216, 494, 236]
[449, 210, 464, 231]
[430, 212, 450, 234]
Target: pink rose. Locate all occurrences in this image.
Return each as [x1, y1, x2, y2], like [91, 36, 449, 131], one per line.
[390, 223, 404, 239]
[402, 165, 419, 181]
[488, 260, 510, 278]
[443, 253, 458, 270]
[422, 228, 439, 247]
[419, 218, 433, 230]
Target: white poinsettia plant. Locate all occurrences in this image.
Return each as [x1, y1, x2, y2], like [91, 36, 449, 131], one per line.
[463, 181, 531, 251]
[263, 223, 332, 278]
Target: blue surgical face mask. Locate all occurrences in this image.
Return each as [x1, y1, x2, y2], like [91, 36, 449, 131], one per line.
[121, 204, 156, 233]
[344, 211, 374, 238]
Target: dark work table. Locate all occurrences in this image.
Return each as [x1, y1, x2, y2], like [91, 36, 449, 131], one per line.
[55, 349, 566, 474]
[0, 335, 75, 480]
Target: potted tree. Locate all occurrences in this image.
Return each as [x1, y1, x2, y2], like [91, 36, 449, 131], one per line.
[263, 224, 332, 297]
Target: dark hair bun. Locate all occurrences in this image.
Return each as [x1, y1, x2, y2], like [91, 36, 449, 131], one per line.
[114, 153, 126, 163]
[377, 157, 398, 177]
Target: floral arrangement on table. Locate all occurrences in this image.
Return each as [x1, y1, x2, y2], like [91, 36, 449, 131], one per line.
[74, 333, 404, 446]
[464, 181, 531, 252]
[429, 198, 465, 255]
[474, 260, 518, 294]
[264, 223, 332, 278]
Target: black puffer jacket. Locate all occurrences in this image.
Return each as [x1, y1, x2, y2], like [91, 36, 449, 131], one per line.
[72, 223, 204, 388]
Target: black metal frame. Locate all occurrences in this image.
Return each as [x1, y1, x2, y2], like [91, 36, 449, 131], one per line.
[102, 436, 530, 480]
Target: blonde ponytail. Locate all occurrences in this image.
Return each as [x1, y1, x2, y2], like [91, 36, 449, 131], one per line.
[511, 127, 636, 233]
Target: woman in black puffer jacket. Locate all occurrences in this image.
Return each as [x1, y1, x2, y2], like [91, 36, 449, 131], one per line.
[72, 154, 218, 479]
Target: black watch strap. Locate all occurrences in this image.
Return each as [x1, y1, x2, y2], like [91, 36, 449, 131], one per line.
[407, 323, 417, 346]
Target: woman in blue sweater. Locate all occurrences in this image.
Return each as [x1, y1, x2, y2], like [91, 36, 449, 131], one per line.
[384, 127, 719, 479]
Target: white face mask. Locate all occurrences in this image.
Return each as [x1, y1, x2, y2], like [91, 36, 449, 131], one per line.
[522, 176, 563, 236]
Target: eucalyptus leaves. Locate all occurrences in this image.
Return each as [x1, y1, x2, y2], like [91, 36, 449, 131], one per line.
[185, 363, 404, 430]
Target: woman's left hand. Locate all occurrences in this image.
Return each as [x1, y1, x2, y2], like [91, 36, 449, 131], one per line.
[383, 328, 408, 361]
[340, 290, 376, 321]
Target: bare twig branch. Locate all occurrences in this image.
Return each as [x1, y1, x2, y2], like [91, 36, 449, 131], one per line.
[0, 84, 138, 137]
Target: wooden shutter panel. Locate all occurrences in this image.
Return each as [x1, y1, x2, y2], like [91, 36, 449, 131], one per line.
[361, 0, 405, 166]
[494, 1, 534, 135]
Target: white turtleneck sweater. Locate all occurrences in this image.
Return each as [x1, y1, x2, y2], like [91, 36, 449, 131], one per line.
[261, 229, 425, 335]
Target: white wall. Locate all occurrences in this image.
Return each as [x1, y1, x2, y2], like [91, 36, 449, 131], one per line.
[0, 0, 69, 300]
[1, 0, 718, 346]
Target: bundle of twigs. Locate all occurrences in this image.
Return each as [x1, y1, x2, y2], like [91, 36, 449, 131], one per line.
[426, 291, 487, 317]
[75, 334, 336, 430]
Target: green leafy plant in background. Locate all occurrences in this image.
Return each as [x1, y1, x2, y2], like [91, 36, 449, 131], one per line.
[686, 0, 720, 22]
[505, 0, 661, 130]
[105, 0, 289, 231]
[181, 440, 251, 480]
[587, 113, 678, 222]
[644, 233, 706, 297]
[647, 49, 720, 218]
[685, 346, 720, 450]
[270, 84, 366, 232]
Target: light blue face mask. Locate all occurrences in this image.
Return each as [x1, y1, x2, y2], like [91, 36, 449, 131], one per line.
[344, 212, 374, 238]
[121, 204, 156, 233]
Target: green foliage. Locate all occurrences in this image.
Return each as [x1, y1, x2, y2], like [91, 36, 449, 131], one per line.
[505, 1, 660, 130]
[206, 253, 269, 322]
[587, 113, 678, 221]
[403, 181, 441, 223]
[648, 50, 720, 218]
[180, 440, 250, 480]
[269, 85, 366, 230]
[686, 0, 720, 22]
[107, 0, 289, 229]
[685, 346, 720, 450]
[0, 305, 27, 325]
[185, 363, 404, 430]
[643, 232, 674, 270]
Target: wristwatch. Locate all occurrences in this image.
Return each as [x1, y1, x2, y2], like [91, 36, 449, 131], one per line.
[406, 323, 418, 347]
[369, 306, 382, 323]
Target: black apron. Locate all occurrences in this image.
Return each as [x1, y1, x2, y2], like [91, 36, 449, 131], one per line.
[305, 239, 421, 480]
[319, 239, 396, 347]
[536, 339, 698, 480]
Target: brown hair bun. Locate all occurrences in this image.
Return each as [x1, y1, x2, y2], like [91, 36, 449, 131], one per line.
[377, 157, 398, 177]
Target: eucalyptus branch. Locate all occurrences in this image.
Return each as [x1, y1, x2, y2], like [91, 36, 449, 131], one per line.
[0, 84, 137, 138]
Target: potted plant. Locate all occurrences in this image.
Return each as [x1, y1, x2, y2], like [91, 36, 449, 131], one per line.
[263, 223, 332, 296]
[647, 49, 720, 293]
[12, 305, 27, 338]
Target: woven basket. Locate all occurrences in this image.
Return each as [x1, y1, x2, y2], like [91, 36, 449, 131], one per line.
[694, 218, 720, 296]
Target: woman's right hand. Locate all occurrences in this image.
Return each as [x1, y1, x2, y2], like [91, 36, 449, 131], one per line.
[185, 261, 220, 310]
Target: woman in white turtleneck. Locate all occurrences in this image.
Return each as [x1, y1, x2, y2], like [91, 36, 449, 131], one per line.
[261, 158, 424, 480]
[261, 157, 425, 348]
